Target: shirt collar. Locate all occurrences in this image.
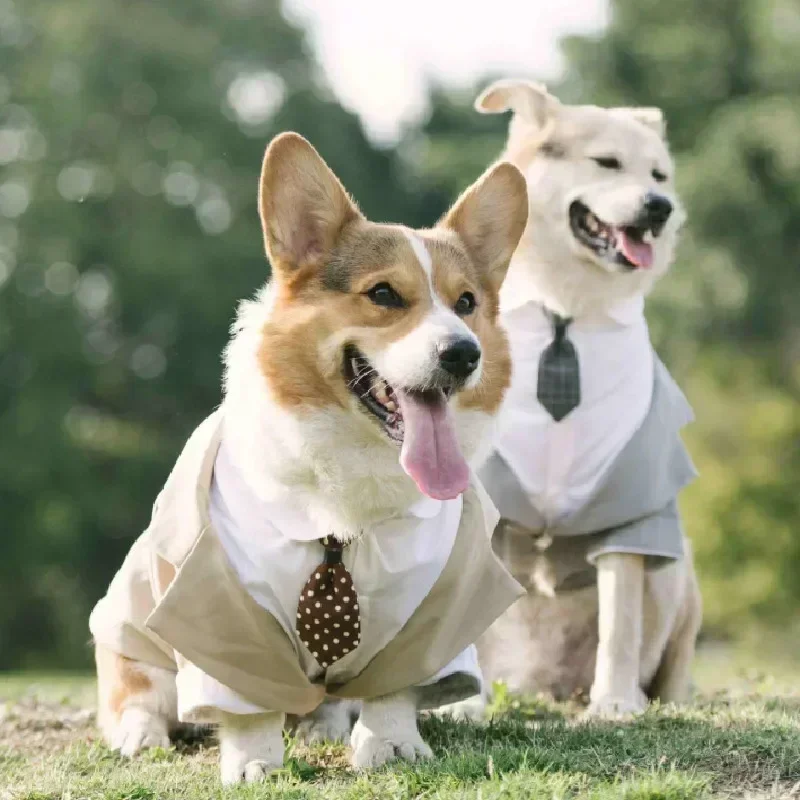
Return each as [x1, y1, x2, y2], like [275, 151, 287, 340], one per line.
[505, 295, 645, 330]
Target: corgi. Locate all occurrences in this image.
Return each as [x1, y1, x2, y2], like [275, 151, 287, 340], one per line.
[89, 132, 528, 783]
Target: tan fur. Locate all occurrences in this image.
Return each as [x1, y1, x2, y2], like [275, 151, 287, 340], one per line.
[109, 654, 153, 715]
[477, 523, 702, 705]
[95, 645, 177, 753]
[256, 135, 525, 416]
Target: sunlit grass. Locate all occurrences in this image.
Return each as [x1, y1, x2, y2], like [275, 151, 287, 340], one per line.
[2, 647, 799, 799]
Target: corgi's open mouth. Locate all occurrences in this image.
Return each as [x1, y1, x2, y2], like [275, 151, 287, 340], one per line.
[569, 200, 655, 270]
[344, 346, 405, 443]
[343, 345, 468, 501]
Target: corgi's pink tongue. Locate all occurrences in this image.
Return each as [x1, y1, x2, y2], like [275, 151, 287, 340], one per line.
[618, 230, 653, 269]
[395, 388, 470, 501]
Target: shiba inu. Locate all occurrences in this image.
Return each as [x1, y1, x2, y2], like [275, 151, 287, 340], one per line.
[89, 132, 528, 782]
[469, 81, 702, 717]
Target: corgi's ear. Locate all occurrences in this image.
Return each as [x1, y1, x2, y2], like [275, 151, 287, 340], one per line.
[475, 79, 560, 129]
[439, 162, 528, 293]
[613, 107, 666, 139]
[259, 133, 362, 276]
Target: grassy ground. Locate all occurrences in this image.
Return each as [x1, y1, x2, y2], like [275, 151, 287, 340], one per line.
[2, 655, 799, 799]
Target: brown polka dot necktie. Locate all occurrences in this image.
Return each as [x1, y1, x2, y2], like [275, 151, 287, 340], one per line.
[296, 537, 361, 670]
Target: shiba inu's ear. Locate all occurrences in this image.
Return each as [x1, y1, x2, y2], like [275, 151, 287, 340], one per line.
[259, 132, 362, 275]
[475, 79, 560, 129]
[613, 107, 666, 139]
[439, 162, 528, 293]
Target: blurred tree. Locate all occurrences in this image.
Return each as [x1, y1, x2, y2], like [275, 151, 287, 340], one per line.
[2, 0, 799, 667]
[559, 0, 800, 640]
[402, 0, 800, 642]
[0, 0, 430, 667]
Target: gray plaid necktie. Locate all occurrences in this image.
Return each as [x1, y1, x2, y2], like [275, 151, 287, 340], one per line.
[537, 310, 580, 422]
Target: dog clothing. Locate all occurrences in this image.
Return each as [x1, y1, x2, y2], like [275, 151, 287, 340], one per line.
[90, 411, 524, 720]
[480, 296, 697, 592]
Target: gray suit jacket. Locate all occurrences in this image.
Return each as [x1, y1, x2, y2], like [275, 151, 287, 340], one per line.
[479, 357, 697, 591]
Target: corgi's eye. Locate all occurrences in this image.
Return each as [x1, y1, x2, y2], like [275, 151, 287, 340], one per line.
[652, 169, 668, 183]
[592, 156, 622, 170]
[366, 282, 405, 309]
[454, 291, 476, 316]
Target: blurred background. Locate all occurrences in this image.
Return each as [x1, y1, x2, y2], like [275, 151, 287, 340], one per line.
[1, 0, 799, 677]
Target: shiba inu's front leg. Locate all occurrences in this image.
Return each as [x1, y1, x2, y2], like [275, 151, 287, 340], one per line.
[218, 711, 285, 785]
[350, 690, 432, 769]
[589, 552, 647, 717]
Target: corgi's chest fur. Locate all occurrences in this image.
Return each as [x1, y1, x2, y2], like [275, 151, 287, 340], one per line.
[221, 283, 492, 541]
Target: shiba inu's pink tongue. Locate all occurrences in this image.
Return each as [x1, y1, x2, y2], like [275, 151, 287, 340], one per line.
[395, 388, 470, 501]
[618, 230, 653, 269]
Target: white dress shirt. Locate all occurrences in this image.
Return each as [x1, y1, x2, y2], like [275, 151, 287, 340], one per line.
[494, 295, 654, 528]
[177, 440, 481, 722]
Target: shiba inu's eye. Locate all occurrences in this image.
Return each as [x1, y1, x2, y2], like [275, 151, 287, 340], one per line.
[366, 282, 405, 309]
[454, 291, 476, 317]
[592, 156, 622, 170]
[652, 169, 667, 183]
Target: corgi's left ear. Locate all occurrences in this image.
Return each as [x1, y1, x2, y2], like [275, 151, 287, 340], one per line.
[259, 132, 362, 276]
[613, 107, 666, 139]
[439, 162, 528, 293]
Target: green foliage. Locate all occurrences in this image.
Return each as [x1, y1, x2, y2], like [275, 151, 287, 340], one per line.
[0, 0, 440, 668]
[405, 1, 800, 642]
[558, 0, 800, 638]
[1, 0, 798, 667]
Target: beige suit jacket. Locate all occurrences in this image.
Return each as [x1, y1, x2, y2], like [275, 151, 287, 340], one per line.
[90, 411, 524, 715]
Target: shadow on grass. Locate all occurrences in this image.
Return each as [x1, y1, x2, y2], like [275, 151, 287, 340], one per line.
[409, 705, 800, 792]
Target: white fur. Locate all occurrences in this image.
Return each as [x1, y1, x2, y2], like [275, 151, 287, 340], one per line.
[111, 707, 170, 757]
[374, 230, 482, 391]
[96, 654, 176, 757]
[292, 699, 358, 744]
[589, 553, 648, 716]
[218, 712, 285, 785]
[223, 249, 489, 542]
[498, 102, 685, 318]
[350, 690, 432, 769]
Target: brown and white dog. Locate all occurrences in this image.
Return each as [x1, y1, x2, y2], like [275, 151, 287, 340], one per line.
[461, 81, 703, 717]
[92, 133, 528, 782]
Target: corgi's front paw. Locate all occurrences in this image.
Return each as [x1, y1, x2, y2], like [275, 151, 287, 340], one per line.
[350, 717, 432, 769]
[218, 711, 285, 786]
[111, 708, 170, 757]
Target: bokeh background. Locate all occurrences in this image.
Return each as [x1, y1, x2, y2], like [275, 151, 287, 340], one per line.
[2, 0, 799, 672]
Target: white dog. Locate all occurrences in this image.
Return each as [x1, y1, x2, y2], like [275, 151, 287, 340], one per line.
[467, 80, 703, 717]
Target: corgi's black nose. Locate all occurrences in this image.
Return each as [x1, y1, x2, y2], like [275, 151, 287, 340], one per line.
[644, 193, 673, 227]
[438, 338, 481, 379]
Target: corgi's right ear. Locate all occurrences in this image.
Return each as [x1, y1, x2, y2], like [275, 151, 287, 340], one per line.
[259, 133, 362, 277]
[475, 79, 560, 130]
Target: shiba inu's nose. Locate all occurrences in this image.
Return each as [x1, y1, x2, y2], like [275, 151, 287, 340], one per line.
[644, 193, 673, 227]
[437, 338, 481, 379]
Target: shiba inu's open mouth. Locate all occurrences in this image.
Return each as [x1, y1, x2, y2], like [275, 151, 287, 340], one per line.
[569, 200, 655, 271]
[344, 345, 467, 501]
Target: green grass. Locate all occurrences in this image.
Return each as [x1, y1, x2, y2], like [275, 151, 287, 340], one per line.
[2, 657, 800, 799]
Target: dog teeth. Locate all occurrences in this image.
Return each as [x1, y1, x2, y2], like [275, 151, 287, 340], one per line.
[585, 212, 601, 234]
[372, 382, 390, 405]
[384, 399, 398, 413]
